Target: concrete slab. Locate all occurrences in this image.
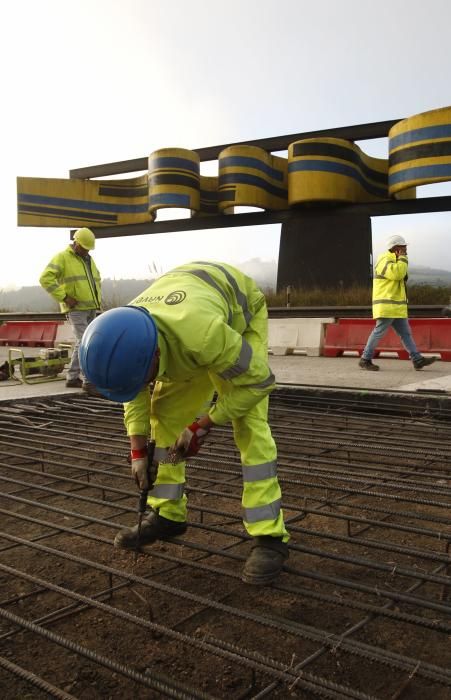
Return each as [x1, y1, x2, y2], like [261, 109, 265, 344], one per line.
[0, 382, 81, 400]
[392, 374, 451, 393]
[268, 354, 451, 393]
[1, 346, 450, 403]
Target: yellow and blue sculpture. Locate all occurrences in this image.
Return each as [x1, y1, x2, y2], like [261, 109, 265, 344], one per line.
[18, 106, 451, 228]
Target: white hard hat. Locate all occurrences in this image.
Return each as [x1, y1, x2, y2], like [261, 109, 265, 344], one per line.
[386, 234, 407, 250]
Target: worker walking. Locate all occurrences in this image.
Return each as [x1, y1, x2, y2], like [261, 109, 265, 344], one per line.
[39, 228, 102, 392]
[359, 234, 438, 371]
[79, 261, 290, 585]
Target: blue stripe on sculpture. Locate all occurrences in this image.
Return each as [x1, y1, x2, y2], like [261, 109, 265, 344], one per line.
[149, 157, 199, 174]
[219, 173, 287, 199]
[220, 156, 284, 182]
[390, 124, 451, 151]
[149, 193, 191, 206]
[18, 193, 148, 214]
[288, 160, 387, 198]
[389, 162, 451, 185]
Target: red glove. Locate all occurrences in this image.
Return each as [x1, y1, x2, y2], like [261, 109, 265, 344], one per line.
[129, 445, 157, 490]
[172, 421, 211, 460]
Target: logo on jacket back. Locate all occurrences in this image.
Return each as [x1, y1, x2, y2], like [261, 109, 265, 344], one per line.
[165, 290, 186, 305]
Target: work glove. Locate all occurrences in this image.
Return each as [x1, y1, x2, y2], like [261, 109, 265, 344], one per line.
[64, 295, 78, 309]
[130, 447, 157, 491]
[170, 421, 211, 461]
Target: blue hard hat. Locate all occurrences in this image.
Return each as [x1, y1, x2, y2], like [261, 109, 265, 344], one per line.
[79, 306, 158, 403]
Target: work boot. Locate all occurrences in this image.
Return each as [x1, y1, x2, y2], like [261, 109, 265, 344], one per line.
[242, 536, 289, 586]
[0, 361, 10, 381]
[66, 377, 83, 388]
[413, 356, 438, 370]
[358, 358, 379, 371]
[114, 510, 188, 550]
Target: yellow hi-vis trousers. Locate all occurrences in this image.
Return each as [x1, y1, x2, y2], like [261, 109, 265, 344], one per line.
[148, 306, 289, 542]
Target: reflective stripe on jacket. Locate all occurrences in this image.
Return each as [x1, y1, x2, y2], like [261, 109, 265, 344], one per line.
[39, 246, 101, 313]
[372, 251, 408, 318]
[124, 261, 275, 433]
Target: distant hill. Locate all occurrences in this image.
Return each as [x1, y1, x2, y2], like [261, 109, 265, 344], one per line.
[0, 278, 156, 312]
[408, 265, 451, 286]
[1, 263, 450, 312]
[231, 261, 451, 289]
[0, 260, 279, 312]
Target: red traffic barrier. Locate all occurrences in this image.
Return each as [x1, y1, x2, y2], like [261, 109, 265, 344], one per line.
[323, 318, 451, 361]
[0, 322, 61, 348]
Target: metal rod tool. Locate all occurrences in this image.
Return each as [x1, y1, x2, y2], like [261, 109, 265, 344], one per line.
[134, 439, 156, 561]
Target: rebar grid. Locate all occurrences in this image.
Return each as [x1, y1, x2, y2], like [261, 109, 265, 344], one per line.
[0, 389, 450, 700]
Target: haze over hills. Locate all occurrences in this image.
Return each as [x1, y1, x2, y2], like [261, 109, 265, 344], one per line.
[1, 261, 451, 312]
[405, 266, 451, 285]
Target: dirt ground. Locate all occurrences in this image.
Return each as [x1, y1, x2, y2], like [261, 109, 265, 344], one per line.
[0, 390, 451, 699]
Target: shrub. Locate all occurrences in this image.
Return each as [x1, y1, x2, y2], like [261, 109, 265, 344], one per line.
[266, 284, 451, 307]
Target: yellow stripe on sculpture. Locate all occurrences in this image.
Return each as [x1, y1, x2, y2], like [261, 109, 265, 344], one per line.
[17, 175, 152, 227]
[288, 138, 389, 204]
[218, 146, 288, 212]
[389, 106, 451, 196]
[148, 148, 200, 216]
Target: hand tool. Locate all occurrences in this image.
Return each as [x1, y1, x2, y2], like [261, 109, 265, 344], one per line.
[134, 439, 156, 561]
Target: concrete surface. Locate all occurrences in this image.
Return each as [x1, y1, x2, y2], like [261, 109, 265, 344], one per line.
[1, 343, 450, 402]
[2, 319, 449, 401]
[269, 354, 451, 393]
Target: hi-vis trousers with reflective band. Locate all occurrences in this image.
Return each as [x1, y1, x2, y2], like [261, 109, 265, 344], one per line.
[148, 306, 289, 543]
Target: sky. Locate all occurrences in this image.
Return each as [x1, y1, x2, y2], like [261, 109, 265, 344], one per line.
[2, 0, 451, 289]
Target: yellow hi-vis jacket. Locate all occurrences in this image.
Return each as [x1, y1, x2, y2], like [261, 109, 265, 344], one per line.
[124, 261, 276, 435]
[39, 245, 101, 313]
[372, 250, 408, 319]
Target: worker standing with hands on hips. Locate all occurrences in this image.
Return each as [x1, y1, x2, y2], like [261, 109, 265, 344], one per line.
[39, 228, 102, 394]
[359, 234, 438, 371]
[79, 261, 290, 585]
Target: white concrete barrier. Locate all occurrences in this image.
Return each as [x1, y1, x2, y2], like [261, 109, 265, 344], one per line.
[268, 318, 335, 356]
[55, 322, 76, 347]
[56, 319, 335, 358]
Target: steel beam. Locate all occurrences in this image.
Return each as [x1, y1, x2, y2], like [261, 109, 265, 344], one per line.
[80, 196, 451, 240]
[69, 118, 401, 179]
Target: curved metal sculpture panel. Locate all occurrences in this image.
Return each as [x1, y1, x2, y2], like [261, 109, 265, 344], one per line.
[288, 138, 388, 204]
[148, 148, 200, 215]
[218, 145, 288, 211]
[19, 106, 451, 228]
[389, 106, 451, 196]
[16, 175, 152, 228]
[193, 175, 220, 216]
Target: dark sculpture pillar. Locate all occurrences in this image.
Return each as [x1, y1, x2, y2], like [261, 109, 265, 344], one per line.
[277, 211, 373, 291]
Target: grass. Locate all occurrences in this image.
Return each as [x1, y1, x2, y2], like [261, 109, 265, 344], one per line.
[0, 286, 449, 313]
[265, 284, 451, 307]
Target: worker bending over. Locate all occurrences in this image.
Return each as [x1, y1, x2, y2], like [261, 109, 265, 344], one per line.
[79, 261, 289, 585]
